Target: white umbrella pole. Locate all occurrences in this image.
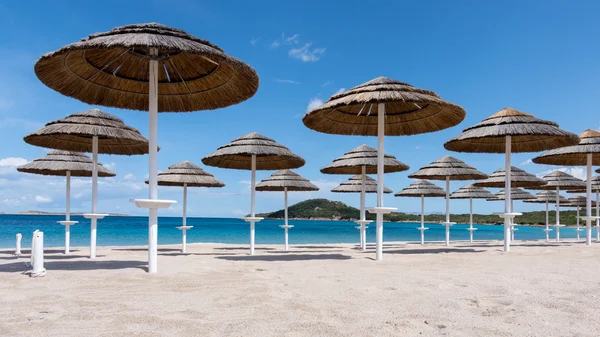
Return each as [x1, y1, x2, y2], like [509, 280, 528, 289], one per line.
[445, 177, 450, 246]
[65, 171, 71, 254]
[250, 154, 256, 255]
[556, 186, 561, 242]
[147, 50, 159, 273]
[586, 153, 592, 245]
[577, 206, 581, 241]
[182, 184, 187, 253]
[375, 103, 385, 261]
[469, 197, 473, 243]
[596, 190, 599, 241]
[503, 136, 512, 252]
[545, 201, 549, 241]
[511, 199, 515, 242]
[90, 135, 98, 259]
[284, 187, 289, 251]
[360, 166, 366, 250]
[421, 195, 425, 245]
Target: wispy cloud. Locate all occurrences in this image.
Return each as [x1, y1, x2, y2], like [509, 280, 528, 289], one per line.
[520, 159, 532, 166]
[306, 97, 324, 112]
[275, 79, 300, 85]
[124, 173, 136, 181]
[104, 162, 117, 170]
[289, 43, 326, 62]
[270, 33, 299, 49]
[321, 81, 333, 87]
[535, 167, 586, 180]
[334, 88, 346, 95]
[35, 195, 52, 203]
[250, 38, 259, 46]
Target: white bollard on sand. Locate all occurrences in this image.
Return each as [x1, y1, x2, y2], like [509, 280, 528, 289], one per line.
[15, 233, 22, 256]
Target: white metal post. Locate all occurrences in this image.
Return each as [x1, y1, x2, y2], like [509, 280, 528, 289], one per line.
[284, 187, 289, 251]
[90, 135, 98, 259]
[556, 186, 561, 242]
[576, 206, 581, 240]
[511, 199, 515, 241]
[469, 197, 474, 243]
[32, 231, 45, 276]
[15, 233, 22, 256]
[182, 184, 188, 253]
[65, 171, 71, 254]
[148, 48, 159, 273]
[360, 166, 367, 250]
[504, 136, 512, 252]
[421, 195, 425, 245]
[445, 177, 450, 246]
[375, 103, 385, 261]
[585, 154, 592, 245]
[250, 154, 256, 255]
[545, 201, 549, 241]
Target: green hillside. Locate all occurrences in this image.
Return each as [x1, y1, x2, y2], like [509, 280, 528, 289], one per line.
[256, 198, 585, 226]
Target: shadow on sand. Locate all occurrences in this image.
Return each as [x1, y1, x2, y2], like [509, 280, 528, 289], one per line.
[0, 260, 146, 273]
[385, 248, 484, 255]
[216, 254, 352, 262]
[112, 248, 181, 252]
[213, 247, 276, 251]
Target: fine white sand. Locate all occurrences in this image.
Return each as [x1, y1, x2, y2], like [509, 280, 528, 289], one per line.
[1, 240, 599, 336]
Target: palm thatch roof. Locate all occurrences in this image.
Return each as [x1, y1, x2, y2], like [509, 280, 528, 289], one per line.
[34, 23, 259, 112]
[532, 171, 586, 191]
[444, 108, 579, 153]
[472, 166, 546, 188]
[523, 191, 568, 204]
[564, 196, 595, 208]
[202, 132, 305, 170]
[302, 77, 465, 136]
[320, 144, 409, 174]
[449, 184, 495, 199]
[331, 175, 392, 194]
[23, 108, 150, 155]
[408, 155, 488, 181]
[17, 150, 115, 177]
[394, 180, 446, 198]
[256, 170, 319, 192]
[488, 188, 535, 201]
[532, 130, 600, 166]
[146, 161, 224, 187]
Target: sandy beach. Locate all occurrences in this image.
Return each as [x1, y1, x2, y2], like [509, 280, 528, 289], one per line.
[1, 240, 599, 336]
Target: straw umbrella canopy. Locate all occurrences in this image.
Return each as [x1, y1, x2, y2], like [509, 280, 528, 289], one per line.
[35, 23, 259, 273]
[473, 166, 546, 188]
[145, 161, 224, 253]
[24, 108, 149, 259]
[321, 144, 409, 251]
[450, 184, 495, 242]
[395, 180, 445, 245]
[444, 107, 579, 252]
[524, 191, 568, 241]
[256, 170, 318, 251]
[531, 171, 585, 241]
[303, 77, 465, 261]
[533, 130, 600, 246]
[408, 155, 487, 246]
[17, 151, 115, 254]
[203, 132, 304, 255]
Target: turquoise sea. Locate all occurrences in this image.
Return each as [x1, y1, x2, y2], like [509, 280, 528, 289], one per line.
[0, 214, 585, 249]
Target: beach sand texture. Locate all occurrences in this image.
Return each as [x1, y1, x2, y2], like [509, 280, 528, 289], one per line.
[1, 241, 599, 336]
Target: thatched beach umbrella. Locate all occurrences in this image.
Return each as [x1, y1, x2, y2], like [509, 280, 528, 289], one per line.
[24, 108, 148, 259]
[321, 144, 408, 250]
[530, 171, 585, 242]
[488, 188, 535, 241]
[146, 161, 224, 253]
[565, 196, 594, 241]
[303, 77, 465, 260]
[35, 23, 259, 273]
[449, 184, 495, 242]
[17, 151, 115, 254]
[203, 133, 304, 255]
[524, 191, 568, 241]
[408, 155, 487, 246]
[394, 180, 446, 245]
[533, 130, 600, 246]
[256, 170, 318, 251]
[473, 166, 546, 188]
[444, 108, 579, 252]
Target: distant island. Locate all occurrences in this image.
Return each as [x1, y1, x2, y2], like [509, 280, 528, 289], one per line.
[256, 198, 583, 226]
[0, 211, 128, 216]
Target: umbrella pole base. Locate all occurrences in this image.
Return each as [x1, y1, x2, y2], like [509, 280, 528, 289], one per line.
[177, 226, 193, 254]
[416, 227, 429, 245]
[244, 217, 264, 255]
[131, 200, 176, 273]
[355, 220, 372, 250]
[368, 208, 396, 261]
[280, 225, 293, 251]
[466, 228, 477, 243]
[441, 222, 455, 246]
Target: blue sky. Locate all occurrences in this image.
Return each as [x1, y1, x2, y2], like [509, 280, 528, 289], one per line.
[0, 0, 599, 218]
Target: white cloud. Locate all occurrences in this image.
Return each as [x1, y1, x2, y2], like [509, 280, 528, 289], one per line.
[306, 97, 324, 112]
[275, 79, 300, 85]
[104, 162, 116, 170]
[334, 88, 346, 95]
[250, 38, 259, 46]
[271, 33, 299, 49]
[35, 195, 52, 203]
[239, 180, 251, 185]
[520, 159, 532, 166]
[124, 173, 135, 181]
[289, 43, 326, 62]
[321, 81, 333, 87]
[536, 167, 586, 180]
[0, 157, 28, 167]
[311, 179, 341, 190]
